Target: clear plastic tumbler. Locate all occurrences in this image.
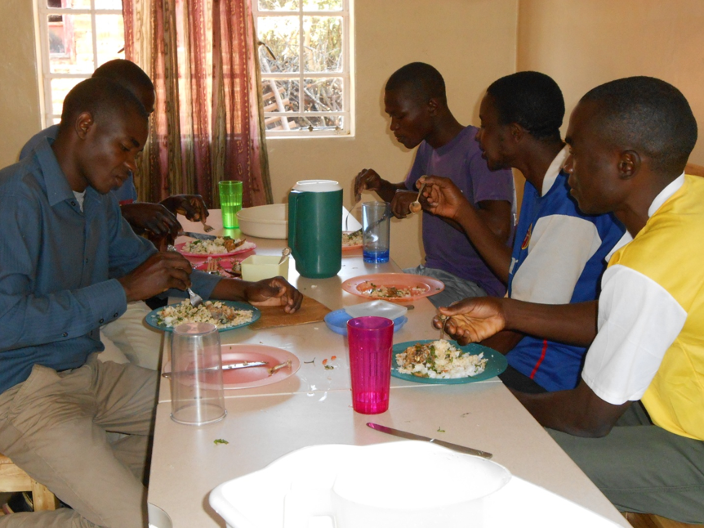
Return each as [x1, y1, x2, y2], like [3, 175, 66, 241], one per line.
[170, 322, 227, 425]
[362, 202, 391, 264]
[347, 316, 394, 414]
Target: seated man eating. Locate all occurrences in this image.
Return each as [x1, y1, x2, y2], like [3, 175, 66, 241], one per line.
[0, 78, 301, 527]
[435, 76, 704, 522]
[418, 72, 625, 393]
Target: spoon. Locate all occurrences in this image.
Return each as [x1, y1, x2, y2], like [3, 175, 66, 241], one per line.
[409, 181, 427, 214]
[278, 247, 291, 265]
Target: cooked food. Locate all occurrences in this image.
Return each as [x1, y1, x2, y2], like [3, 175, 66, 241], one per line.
[395, 339, 488, 379]
[157, 299, 253, 329]
[182, 236, 245, 255]
[342, 229, 362, 247]
[358, 281, 427, 299]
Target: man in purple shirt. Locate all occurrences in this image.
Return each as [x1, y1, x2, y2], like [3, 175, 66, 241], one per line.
[355, 62, 515, 307]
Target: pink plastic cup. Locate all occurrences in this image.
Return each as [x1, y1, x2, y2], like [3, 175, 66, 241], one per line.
[347, 316, 394, 414]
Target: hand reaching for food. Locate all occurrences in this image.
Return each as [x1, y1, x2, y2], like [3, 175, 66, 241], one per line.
[432, 297, 507, 346]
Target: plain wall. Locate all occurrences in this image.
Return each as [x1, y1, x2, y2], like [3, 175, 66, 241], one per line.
[517, 0, 704, 164]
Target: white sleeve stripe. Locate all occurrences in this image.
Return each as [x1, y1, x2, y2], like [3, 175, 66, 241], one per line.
[511, 215, 601, 304]
[583, 265, 687, 405]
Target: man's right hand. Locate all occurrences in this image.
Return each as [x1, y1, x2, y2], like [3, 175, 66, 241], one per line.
[354, 168, 384, 202]
[432, 297, 507, 345]
[420, 175, 470, 221]
[120, 203, 182, 239]
[118, 251, 192, 302]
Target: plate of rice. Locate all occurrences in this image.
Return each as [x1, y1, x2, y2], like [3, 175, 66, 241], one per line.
[176, 238, 256, 258]
[145, 299, 260, 332]
[392, 339, 507, 384]
[342, 229, 362, 250]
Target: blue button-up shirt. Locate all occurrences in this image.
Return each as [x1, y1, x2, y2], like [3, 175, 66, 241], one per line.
[0, 139, 220, 393]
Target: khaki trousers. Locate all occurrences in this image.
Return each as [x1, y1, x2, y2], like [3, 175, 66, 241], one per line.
[100, 301, 164, 370]
[0, 355, 157, 528]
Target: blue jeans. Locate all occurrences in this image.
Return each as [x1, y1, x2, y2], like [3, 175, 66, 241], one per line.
[403, 265, 487, 308]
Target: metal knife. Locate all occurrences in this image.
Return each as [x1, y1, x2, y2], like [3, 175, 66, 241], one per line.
[366, 422, 493, 459]
[178, 231, 219, 241]
[162, 361, 268, 378]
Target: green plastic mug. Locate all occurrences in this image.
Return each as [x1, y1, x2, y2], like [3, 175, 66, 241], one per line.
[288, 180, 342, 278]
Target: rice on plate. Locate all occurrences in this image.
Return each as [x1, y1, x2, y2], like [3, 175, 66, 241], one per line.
[182, 237, 244, 255]
[395, 339, 488, 379]
[157, 299, 254, 329]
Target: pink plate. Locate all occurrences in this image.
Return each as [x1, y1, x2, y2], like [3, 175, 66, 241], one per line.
[176, 240, 257, 259]
[219, 344, 300, 389]
[341, 273, 444, 303]
[163, 345, 300, 390]
[194, 258, 242, 278]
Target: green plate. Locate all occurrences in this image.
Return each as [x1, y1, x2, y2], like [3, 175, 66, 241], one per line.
[391, 339, 507, 384]
[145, 300, 261, 333]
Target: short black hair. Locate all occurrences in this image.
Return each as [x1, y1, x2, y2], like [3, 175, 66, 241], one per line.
[486, 71, 564, 142]
[581, 76, 698, 176]
[385, 62, 447, 105]
[59, 77, 148, 132]
[93, 59, 154, 94]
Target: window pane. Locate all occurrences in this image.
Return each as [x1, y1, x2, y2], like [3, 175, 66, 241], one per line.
[95, 0, 123, 9]
[95, 15, 125, 65]
[61, 0, 92, 8]
[258, 16, 300, 73]
[51, 77, 85, 116]
[303, 0, 342, 11]
[288, 115, 343, 131]
[302, 77, 343, 111]
[49, 14, 94, 74]
[258, 0, 298, 11]
[303, 16, 342, 73]
[262, 79, 300, 112]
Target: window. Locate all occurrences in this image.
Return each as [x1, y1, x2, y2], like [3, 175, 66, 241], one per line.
[254, 0, 353, 137]
[36, 0, 125, 126]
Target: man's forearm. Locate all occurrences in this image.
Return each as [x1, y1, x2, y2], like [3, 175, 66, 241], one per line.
[503, 299, 598, 347]
[376, 181, 407, 203]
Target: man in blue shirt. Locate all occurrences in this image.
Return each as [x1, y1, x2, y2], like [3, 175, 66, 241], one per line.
[420, 72, 624, 392]
[0, 78, 301, 526]
[20, 59, 208, 245]
[21, 60, 216, 369]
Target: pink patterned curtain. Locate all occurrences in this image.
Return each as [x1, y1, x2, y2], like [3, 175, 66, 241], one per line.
[123, 0, 272, 207]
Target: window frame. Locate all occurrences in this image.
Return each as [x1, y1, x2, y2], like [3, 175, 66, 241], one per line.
[253, 0, 354, 138]
[35, 0, 124, 127]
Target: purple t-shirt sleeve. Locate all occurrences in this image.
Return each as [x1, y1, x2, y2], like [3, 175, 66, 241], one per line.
[468, 148, 514, 204]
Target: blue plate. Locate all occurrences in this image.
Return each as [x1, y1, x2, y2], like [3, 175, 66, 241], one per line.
[391, 339, 507, 384]
[324, 309, 407, 336]
[145, 300, 261, 332]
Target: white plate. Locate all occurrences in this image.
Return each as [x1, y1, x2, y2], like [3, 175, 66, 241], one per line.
[343, 300, 408, 320]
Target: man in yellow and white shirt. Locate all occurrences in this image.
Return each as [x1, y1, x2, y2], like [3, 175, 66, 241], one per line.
[435, 76, 704, 522]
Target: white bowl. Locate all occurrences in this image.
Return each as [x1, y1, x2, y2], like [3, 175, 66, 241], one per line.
[236, 204, 287, 239]
[210, 442, 511, 528]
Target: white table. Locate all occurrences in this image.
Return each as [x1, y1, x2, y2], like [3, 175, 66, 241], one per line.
[147, 212, 629, 527]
